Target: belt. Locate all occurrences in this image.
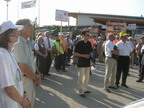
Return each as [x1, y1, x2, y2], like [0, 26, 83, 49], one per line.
[119, 56, 129, 57]
[106, 56, 112, 58]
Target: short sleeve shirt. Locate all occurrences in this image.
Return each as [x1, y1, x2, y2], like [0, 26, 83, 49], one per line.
[34, 43, 44, 51]
[116, 40, 133, 56]
[105, 40, 116, 57]
[13, 36, 36, 73]
[74, 40, 92, 67]
[0, 48, 23, 108]
[43, 37, 54, 50]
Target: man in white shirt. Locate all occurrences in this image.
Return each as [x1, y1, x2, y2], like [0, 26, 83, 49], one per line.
[43, 31, 54, 76]
[115, 32, 133, 88]
[104, 33, 119, 93]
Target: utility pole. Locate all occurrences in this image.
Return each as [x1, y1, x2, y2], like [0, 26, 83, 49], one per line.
[4, 0, 11, 20]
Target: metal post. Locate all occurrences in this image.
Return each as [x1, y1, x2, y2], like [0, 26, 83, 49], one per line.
[4, 0, 11, 20]
[17, 0, 19, 19]
[6, 1, 8, 20]
[38, 0, 40, 26]
[60, 21, 62, 32]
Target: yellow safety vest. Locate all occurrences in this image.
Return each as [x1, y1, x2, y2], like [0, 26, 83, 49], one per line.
[53, 40, 64, 56]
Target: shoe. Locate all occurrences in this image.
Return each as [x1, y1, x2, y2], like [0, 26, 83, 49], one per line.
[47, 73, 51, 76]
[84, 91, 91, 93]
[121, 84, 129, 88]
[104, 89, 111, 93]
[65, 63, 71, 66]
[108, 86, 117, 89]
[115, 84, 119, 88]
[45, 73, 51, 76]
[62, 69, 67, 72]
[79, 94, 86, 98]
[56, 69, 60, 72]
[136, 80, 142, 82]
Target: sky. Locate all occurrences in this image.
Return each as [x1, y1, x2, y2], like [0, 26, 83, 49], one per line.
[0, 0, 144, 27]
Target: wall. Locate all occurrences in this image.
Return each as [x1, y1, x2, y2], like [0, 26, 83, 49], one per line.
[77, 15, 96, 26]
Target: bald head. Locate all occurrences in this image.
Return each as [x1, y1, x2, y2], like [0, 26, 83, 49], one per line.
[107, 33, 115, 41]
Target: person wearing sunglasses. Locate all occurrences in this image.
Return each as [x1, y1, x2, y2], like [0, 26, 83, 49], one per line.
[74, 31, 92, 98]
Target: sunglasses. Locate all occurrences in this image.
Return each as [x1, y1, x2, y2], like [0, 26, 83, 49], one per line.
[86, 34, 90, 37]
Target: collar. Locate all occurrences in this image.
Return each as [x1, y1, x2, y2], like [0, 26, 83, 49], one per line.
[19, 36, 27, 43]
[0, 48, 8, 53]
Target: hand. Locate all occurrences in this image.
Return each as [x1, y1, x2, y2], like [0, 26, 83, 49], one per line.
[84, 54, 90, 59]
[21, 98, 31, 108]
[115, 51, 119, 55]
[35, 75, 41, 86]
[92, 63, 96, 68]
[113, 50, 119, 55]
[43, 54, 47, 58]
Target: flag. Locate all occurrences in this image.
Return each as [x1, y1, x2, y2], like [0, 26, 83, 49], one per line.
[21, 0, 36, 9]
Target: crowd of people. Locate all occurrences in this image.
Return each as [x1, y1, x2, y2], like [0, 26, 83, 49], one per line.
[0, 19, 144, 108]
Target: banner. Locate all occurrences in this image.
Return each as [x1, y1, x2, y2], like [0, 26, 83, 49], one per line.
[106, 22, 127, 35]
[127, 24, 136, 30]
[21, 0, 36, 9]
[55, 9, 68, 22]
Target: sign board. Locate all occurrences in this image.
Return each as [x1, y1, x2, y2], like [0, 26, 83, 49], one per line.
[83, 27, 98, 36]
[127, 24, 136, 30]
[21, 0, 36, 9]
[55, 9, 68, 22]
[106, 22, 127, 35]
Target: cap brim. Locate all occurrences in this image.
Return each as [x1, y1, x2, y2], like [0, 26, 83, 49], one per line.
[10, 25, 23, 30]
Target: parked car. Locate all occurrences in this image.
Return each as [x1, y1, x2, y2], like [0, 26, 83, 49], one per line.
[123, 98, 144, 108]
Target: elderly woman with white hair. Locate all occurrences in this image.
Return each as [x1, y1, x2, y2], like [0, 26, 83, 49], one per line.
[34, 36, 47, 78]
[0, 21, 30, 108]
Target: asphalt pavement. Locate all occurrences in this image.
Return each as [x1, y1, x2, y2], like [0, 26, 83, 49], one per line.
[34, 62, 144, 108]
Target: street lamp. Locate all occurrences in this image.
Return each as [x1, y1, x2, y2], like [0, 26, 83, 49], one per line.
[4, 0, 11, 20]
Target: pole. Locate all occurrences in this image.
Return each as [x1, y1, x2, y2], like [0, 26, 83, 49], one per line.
[4, 0, 11, 20]
[17, 0, 19, 19]
[6, 1, 8, 20]
[38, 0, 40, 26]
[68, 17, 69, 26]
[60, 21, 62, 32]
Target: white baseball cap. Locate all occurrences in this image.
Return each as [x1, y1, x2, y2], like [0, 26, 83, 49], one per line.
[0, 20, 23, 34]
[76, 35, 80, 38]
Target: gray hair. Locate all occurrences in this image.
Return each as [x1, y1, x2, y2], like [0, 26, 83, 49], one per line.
[44, 31, 50, 36]
[16, 19, 31, 26]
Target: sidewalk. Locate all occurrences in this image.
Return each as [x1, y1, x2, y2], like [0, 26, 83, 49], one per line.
[34, 63, 144, 108]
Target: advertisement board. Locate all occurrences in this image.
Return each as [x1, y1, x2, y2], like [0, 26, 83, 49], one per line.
[83, 27, 98, 36]
[127, 24, 136, 30]
[106, 22, 127, 35]
[55, 9, 68, 22]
